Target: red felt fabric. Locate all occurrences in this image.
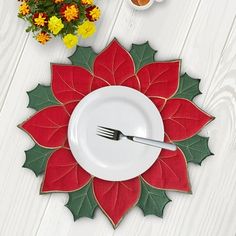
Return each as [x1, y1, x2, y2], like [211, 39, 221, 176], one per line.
[42, 148, 91, 192]
[137, 61, 180, 98]
[52, 64, 93, 104]
[93, 40, 136, 86]
[149, 97, 166, 111]
[142, 148, 190, 192]
[93, 177, 140, 226]
[161, 98, 213, 141]
[21, 106, 70, 148]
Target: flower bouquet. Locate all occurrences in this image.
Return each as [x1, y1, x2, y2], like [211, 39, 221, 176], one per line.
[18, 0, 101, 48]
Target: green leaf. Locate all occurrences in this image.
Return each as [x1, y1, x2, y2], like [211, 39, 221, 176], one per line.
[25, 26, 32, 33]
[66, 181, 97, 220]
[175, 135, 213, 165]
[130, 42, 157, 72]
[27, 84, 59, 111]
[137, 178, 171, 217]
[68, 46, 97, 72]
[23, 144, 54, 176]
[173, 73, 201, 100]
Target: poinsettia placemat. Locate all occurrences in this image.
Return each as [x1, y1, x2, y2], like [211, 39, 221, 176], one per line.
[19, 39, 213, 228]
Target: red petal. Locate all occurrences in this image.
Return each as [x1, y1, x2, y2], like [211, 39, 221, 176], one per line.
[91, 76, 109, 91]
[137, 61, 180, 98]
[21, 106, 69, 148]
[51, 64, 93, 104]
[120, 75, 140, 91]
[142, 148, 190, 192]
[93, 178, 140, 227]
[63, 139, 70, 149]
[93, 40, 139, 90]
[161, 98, 213, 141]
[64, 101, 79, 115]
[150, 97, 166, 111]
[41, 148, 91, 192]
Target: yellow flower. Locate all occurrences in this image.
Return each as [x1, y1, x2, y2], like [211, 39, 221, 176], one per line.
[90, 7, 101, 21]
[86, 6, 101, 22]
[19, 2, 30, 16]
[54, 0, 64, 3]
[36, 32, 51, 45]
[63, 34, 78, 48]
[33, 13, 47, 27]
[81, 0, 93, 4]
[61, 4, 79, 22]
[78, 21, 96, 39]
[48, 16, 64, 35]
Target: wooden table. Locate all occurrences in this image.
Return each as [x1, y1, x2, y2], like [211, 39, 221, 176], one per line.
[1, 0, 236, 235]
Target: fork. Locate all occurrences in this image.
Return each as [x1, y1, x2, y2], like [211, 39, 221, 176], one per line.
[97, 126, 177, 151]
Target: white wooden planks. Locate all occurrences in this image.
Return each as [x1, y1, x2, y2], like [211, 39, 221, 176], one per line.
[0, 0, 29, 110]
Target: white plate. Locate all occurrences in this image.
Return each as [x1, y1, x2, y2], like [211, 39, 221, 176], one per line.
[68, 86, 164, 181]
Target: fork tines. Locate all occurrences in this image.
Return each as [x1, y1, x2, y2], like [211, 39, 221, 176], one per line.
[97, 126, 119, 140]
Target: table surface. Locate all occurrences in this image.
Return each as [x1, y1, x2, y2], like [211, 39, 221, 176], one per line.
[1, 0, 236, 235]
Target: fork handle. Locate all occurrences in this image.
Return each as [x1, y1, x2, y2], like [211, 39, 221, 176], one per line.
[129, 136, 177, 151]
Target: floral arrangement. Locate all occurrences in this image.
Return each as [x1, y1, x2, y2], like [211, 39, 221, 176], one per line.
[18, 0, 101, 48]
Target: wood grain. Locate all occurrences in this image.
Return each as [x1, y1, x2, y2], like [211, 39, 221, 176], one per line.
[0, 0, 29, 110]
[0, 0, 236, 235]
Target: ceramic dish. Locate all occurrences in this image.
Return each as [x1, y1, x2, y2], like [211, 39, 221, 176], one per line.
[68, 86, 164, 181]
[127, 0, 163, 11]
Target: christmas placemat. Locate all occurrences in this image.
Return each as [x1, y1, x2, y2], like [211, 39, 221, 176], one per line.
[19, 39, 214, 228]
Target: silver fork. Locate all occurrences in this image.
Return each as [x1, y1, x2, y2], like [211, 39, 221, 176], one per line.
[97, 126, 177, 151]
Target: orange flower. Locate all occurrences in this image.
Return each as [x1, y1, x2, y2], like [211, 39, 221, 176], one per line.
[60, 4, 79, 22]
[33, 13, 48, 27]
[36, 32, 51, 45]
[19, 2, 30, 16]
[86, 6, 101, 22]
[81, 0, 93, 5]
[53, 0, 64, 3]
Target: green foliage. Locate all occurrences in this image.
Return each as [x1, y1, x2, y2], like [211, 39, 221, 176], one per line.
[27, 84, 59, 111]
[130, 42, 157, 71]
[174, 73, 201, 100]
[23, 144, 54, 176]
[176, 135, 213, 165]
[68, 46, 97, 71]
[137, 178, 171, 217]
[66, 181, 98, 220]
